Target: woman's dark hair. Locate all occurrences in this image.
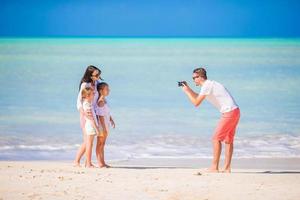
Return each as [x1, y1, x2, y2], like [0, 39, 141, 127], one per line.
[97, 82, 109, 101]
[79, 65, 101, 90]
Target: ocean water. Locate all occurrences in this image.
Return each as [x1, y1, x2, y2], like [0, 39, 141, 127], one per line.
[0, 38, 300, 161]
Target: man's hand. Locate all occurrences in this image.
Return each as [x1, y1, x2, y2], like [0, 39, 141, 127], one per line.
[181, 81, 190, 92]
[181, 82, 205, 107]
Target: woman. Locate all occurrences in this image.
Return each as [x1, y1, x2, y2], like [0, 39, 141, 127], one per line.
[74, 65, 102, 167]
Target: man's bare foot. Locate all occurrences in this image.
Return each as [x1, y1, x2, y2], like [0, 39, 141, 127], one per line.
[204, 167, 219, 173]
[221, 168, 231, 173]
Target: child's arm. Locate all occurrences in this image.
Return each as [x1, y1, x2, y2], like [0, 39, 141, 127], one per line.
[80, 107, 93, 120]
[77, 82, 93, 119]
[90, 109, 101, 135]
[91, 117, 101, 136]
[110, 116, 115, 129]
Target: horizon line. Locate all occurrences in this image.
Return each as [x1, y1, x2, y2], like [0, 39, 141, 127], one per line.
[0, 36, 300, 40]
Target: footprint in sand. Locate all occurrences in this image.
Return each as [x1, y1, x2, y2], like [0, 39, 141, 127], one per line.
[28, 193, 39, 199]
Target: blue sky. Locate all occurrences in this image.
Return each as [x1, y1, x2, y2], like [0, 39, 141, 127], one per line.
[0, 0, 299, 37]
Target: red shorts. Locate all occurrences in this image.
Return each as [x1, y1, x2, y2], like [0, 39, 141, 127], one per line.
[213, 108, 240, 144]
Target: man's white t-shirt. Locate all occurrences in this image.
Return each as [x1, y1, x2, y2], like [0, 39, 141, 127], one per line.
[199, 80, 238, 113]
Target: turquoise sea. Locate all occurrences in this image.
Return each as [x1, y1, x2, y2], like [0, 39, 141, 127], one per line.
[0, 38, 300, 160]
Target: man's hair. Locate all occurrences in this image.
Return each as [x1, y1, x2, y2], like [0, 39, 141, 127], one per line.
[193, 67, 207, 80]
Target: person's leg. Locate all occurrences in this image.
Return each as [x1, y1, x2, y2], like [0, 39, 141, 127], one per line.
[222, 108, 240, 173]
[96, 136, 101, 166]
[74, 129, 87, 166]
[85, 134, 95, 168]
[74, 114, 87, 166]
[96, 136, 105, 167]
[209, 140, 222, 172]
[101, 135, 110, 167]
[223, 142, 234, 173]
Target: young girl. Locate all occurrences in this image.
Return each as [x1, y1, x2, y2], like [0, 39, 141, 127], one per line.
[95, 82, 115, 168]
[81, 87, 100, 168]
[74, 65, 102, 167]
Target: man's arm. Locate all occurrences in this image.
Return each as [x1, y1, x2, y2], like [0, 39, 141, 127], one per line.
[182, 84, 206, 107]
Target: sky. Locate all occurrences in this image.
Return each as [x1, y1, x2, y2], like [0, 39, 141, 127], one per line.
[0, 0, 300, 37]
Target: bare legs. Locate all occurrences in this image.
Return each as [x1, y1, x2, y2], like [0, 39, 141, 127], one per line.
[208, 140, 234, 173]
[85, 135, 95, 168]
[209, 140, 222, 172]
[223, 142, 234, 173]
[96, 135, 110, 168]
[74, 129, 87, 167]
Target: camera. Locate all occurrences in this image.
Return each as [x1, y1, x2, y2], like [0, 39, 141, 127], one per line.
[178, 81, 186, 87]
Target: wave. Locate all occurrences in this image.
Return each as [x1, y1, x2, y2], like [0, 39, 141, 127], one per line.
[0, 144, 79, 151]
[0, 134, 300, 160]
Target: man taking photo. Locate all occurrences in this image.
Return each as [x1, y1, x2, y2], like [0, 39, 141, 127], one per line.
[181, 67, 240, 173]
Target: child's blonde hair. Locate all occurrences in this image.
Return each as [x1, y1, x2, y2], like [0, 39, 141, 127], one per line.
[81, 87, 93, 100]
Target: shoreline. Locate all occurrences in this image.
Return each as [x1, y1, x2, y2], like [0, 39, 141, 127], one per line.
[113, 157, 300, 171]
[2, 157, 299, 171]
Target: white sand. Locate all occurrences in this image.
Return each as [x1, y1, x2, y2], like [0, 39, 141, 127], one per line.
[1, 161, 300, 200]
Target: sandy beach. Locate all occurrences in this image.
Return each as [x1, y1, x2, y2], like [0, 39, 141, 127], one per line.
[1, 160, 300, 200]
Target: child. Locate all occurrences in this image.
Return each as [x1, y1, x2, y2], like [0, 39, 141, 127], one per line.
[81, 87, 100, 168]
[95, 82, 115, 168]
